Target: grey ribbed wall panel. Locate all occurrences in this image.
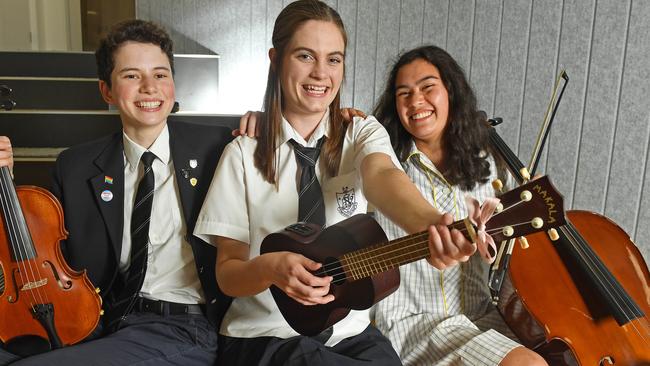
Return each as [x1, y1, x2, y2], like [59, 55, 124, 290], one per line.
[137, 0, 650, 263]
[546, 0, 594, 208]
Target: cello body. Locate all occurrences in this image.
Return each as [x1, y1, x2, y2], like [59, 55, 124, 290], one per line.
[0, 185, 101, 348]
[498, 210, 650, 365]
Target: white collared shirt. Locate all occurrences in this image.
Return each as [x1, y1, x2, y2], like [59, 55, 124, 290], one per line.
[122, 125, 204, 304]
[194, 112, 401, 345]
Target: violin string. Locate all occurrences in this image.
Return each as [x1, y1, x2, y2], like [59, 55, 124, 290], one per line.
[1, 167, 44, 308]
[0, 168, 42, 307]
[1, 173, 49, 308]
[560, 223, 650, 345]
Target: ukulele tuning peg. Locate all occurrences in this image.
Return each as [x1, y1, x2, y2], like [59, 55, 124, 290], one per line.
[520, 190, 532, 202]
[491, 179, 503, 192]
[518, 236, 529, 249]
[520, 168, 531, 181]
[99, 310, 105, 316]
[531, 217, 543, 229]
[547, 228, 559, 241]
[95, 287, 101, 294]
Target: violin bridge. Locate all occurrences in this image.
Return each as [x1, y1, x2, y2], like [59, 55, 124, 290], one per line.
[20, 278, 48, 291]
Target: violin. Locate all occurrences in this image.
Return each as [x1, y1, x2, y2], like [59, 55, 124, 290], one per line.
[0, 86, 101, 354]
[487, 71, 650, 365]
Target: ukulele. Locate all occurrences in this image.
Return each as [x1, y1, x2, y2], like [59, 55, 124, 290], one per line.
[260, 175, 566, 336]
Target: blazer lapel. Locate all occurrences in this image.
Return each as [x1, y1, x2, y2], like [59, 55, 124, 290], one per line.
[90, 134, 125, 262]
[169, 123, 195, 230]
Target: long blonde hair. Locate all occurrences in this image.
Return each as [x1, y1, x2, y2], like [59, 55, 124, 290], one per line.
[254, 0, 348, 184]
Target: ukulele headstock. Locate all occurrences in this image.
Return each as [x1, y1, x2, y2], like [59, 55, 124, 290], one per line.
[487, 176, 566, 242]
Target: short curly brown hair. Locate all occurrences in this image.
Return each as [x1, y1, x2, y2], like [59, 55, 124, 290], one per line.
[95, 19, 174, 87]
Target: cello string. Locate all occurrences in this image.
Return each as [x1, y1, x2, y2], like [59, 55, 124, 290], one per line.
[560, 223, 650, 345]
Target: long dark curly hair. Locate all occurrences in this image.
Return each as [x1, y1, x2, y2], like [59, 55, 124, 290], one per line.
[373, 45, 491, 191]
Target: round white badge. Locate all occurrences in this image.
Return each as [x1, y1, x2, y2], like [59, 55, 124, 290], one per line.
[101, 190, 113, 202]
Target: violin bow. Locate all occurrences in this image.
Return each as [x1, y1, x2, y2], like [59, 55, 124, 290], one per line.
[528, 70, 570, 175]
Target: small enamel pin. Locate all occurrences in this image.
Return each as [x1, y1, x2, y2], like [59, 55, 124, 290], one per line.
[189, 159, 198, 169]
[104, 176, 114, 184]
[190, 178, 198, 186]
[100, 190, 113, 202]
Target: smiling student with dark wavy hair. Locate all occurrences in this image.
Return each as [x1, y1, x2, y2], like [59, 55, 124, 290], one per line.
[372, 45, 548, 366]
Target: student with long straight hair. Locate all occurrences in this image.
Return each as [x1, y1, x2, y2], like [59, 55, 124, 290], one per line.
[194, 1, 477, 365]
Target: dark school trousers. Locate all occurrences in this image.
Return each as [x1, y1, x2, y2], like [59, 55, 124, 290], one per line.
[0, 348, 19, 365]
[216, 325, 402, 366]
[5, 311, 217, 366]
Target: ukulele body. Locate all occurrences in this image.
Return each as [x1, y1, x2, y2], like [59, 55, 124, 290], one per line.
[260, 214, 399, 336]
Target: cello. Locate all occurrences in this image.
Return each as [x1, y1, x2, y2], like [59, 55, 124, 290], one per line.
[0, 89, 102, 354]
[487, 71, 650, 365]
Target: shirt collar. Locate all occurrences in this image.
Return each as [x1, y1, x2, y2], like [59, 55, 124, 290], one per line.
[406, 140, 442, 175]
[123, 124, 171, 171]
[278, 110, 330, 149]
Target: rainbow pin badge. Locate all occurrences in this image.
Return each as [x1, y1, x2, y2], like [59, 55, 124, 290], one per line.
[104, 176, 114, 185]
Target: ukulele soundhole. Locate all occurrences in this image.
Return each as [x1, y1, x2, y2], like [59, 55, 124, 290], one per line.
[321, 257, 347, 285]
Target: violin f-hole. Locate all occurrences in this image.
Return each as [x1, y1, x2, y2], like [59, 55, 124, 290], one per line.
[42, 260, 72, 290]
[8, 268, 21, 303]
[0, 262, 5, 296]
[599, 356, 615, 365]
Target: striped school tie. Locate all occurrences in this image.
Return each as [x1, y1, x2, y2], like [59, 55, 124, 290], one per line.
[106, 151, 156, 331]
[290, 137, 326, 227]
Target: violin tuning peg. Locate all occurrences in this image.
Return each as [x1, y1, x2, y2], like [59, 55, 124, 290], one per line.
[491, 179, 503, 192]
[518, 236, 529, 249]
[95, 287, 101, 294]
[520, 168, 531, 181]
[547, 228, 559, 241]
